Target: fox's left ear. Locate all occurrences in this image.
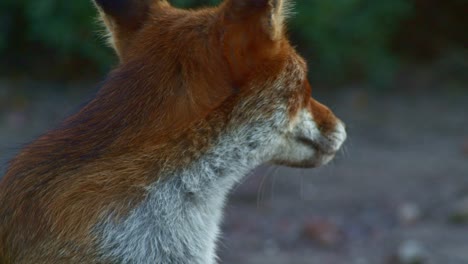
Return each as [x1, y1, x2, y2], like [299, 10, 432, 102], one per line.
[221, 0, 292, 83]
[93, 0, 170, 59]
[222, 0, 291, 41]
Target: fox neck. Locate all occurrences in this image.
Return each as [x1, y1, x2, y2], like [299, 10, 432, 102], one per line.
[98, 94, 284, 264]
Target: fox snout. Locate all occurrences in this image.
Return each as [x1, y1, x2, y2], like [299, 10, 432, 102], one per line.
[304, 98, 346, 167]
[308, 98, 347, 154]
[282, 97, 346, 169]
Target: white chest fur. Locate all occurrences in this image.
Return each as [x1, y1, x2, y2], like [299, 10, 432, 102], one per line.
[96, 119, 283, 264]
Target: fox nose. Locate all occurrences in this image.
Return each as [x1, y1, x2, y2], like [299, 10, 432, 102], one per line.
[308, 98, 338, 135]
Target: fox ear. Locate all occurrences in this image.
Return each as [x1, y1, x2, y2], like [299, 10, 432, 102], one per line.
[221, 0, 292, 83]
[223, 0, 291, 40]
[93, 0, 170, 58]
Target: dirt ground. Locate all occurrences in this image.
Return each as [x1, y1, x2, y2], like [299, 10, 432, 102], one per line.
[1, 81, 467, 264]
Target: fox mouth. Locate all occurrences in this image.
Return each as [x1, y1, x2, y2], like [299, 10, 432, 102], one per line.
[296, 136, 336, 156]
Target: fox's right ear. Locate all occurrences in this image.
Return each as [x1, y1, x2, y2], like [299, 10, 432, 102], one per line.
[93, 0, 170, 59]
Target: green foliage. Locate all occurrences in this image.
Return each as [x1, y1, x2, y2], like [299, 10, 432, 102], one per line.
[0, 0, 412, 83]
[24, 0, 108, 62]
[0, 0, 113, 77]
[292, 0, 411, 84]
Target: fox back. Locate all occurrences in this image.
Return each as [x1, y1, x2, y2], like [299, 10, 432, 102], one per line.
[0, 0, 346, 263]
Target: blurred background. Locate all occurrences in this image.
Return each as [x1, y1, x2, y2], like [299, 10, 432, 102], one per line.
[0, 0, 467, 263]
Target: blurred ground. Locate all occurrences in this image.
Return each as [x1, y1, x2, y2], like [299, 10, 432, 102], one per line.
[0, 80, 467, 264]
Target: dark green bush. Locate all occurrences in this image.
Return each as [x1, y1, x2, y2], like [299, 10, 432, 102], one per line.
[1, 0, 463, 85]
[292, 1, 411, 84]
[0, 0, 114, 78]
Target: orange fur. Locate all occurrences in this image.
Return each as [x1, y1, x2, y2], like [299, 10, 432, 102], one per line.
[0, 1, 341, 263]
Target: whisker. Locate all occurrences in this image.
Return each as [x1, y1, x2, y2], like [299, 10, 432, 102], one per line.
[269, 166, 281, 202]
[232, 169, 255, 193]
[257, 166, 273, 209]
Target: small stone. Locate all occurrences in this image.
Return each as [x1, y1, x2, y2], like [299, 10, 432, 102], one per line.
[263, 239, 279, 256]
[396, 240, 428, 264]
[354, 257, 369, 264]
[303, 218, 344, 247]
[462, 139, 468, 157]
[398, 202, 422, 226]
[449, 197, 468, 225]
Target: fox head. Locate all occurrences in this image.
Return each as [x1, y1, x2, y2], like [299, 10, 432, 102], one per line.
[92, 0, 346, 168]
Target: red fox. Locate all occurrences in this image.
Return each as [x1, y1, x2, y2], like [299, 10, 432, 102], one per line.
[0, 0, 346, 263]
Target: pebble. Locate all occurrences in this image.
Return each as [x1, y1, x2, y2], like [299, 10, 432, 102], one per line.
[303, 218, 344, 247]
[462, 139, 468, 157]
[449, 197, 468, 224]
[396, 240, 428, 264]
[263, 239, 279, 256]
[398, 202, 422, 226]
